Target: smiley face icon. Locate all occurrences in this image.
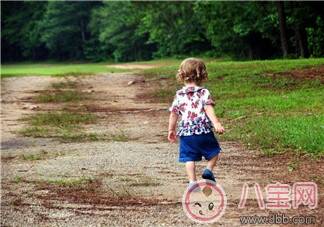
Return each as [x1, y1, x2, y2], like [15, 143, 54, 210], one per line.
[182, 180, 227, 223]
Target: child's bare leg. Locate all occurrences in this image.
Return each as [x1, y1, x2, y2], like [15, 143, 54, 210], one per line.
[185, 161, 196, 182]
[206, 155, 219, 171]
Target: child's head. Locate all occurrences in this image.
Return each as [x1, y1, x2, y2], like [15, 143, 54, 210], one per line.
[177, 58, 208, 85]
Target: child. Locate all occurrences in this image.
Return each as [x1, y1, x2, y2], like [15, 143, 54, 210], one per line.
[168, 58, 224, 187]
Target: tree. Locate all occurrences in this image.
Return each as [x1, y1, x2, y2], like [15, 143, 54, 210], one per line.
[1, 1, 323, 62]
[39, 1, 99, 60]
[195, 2, 280, 59]
[1, 1, 47, 61]
[287, 2, 324, 58]
[139, 2, 210, 58]
[90, 2, 155, 62]
[276, 2, 289, 58]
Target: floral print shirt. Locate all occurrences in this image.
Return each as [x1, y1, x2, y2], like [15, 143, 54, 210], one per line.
[169, 86, 215, 136]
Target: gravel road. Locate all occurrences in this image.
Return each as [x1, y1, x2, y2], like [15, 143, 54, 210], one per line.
[1, 70, 323, 226]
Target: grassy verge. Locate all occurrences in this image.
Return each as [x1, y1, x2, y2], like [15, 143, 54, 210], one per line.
[141, 58, 324, 157]
[1, 62, 128, 78]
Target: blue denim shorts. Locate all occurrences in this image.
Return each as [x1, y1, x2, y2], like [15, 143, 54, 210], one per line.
[179, 132, 221, 163]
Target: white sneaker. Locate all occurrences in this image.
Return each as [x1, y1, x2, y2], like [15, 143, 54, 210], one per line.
[187, 181, 200, 192]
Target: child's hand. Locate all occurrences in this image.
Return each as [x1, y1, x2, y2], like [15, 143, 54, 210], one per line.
[168, 130, 177, 143]
[214, 122, 225, 134]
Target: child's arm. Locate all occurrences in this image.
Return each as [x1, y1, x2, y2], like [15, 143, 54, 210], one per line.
[205, 105, 225, 134]
[168, 112, 178, 142]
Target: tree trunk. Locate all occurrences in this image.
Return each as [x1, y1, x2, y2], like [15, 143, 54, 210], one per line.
[295, 27, 303, 57]
[248, 45, 253, 59]
[294, 26, 309, 58]
[80, 19, 86, 43]
[300, 27, 309, 58]
[276, 2, 289, 58]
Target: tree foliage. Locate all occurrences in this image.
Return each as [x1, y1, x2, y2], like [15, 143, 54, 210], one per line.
[1, 1, 323, 62]
[90, 2, 155, 62]
[39, 1, 99, 60]
[139, 2, 210, 58]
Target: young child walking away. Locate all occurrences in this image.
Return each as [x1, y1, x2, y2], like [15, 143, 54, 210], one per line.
[168, 58, 225, 188]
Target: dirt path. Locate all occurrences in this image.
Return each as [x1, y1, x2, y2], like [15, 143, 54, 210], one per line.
[1, 71, 323, 226]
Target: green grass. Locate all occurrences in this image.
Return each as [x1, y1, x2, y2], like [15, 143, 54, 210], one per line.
[1, 62, 128, 77]
[227, 115, 324, 156]
[21, 150, 65, 161]
[36, 90, 84, 103]
[45, 177, 95, 188]
[110, 133, 129, 142]
[129, 175, 160, 187]
[153, 88, 176, 102]
[19, 111, 124, 142]
[141, 58, 324, 157]
[27, 112, 96, 127]
[20, 112, 99, 142]
[22, 154, 42, 161]
[20, 125, 102, 142]
[13, 176, 23, 183]
[51, 80, 77, 89]
[122, 58, 181, 66]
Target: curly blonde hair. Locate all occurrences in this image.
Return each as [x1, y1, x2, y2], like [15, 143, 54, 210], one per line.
[176, 58, 208, 85]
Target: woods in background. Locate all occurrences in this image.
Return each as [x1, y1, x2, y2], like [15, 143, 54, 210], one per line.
[2, 1, 324, 62]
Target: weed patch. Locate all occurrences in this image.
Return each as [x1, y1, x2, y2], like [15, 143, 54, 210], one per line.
[28, 112, 95, 127]
[110, 133, 129, 142]
[51, 79, 77, 89]
[44, 177, 96, 188]
[21, 150, 65, 161]
[36, 90, 84, 103]
[129, 176, 160, 187]
[13, 176, 23, 183]
[20, 112, 99, 142]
